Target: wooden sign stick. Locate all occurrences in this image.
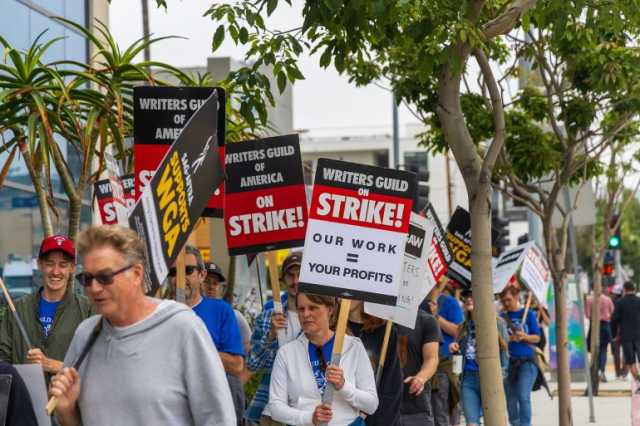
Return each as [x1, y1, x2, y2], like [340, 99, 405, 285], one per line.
[375, 319, 393, 385]
[521, 292, 533, 323]
[175, 248, 186, 304]
[320, 298, 351, 426]
[0, 278, 33, 349]
[266, 251, 286, 346]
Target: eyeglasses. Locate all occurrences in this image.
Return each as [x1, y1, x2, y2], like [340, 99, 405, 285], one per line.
[315, 346, 327, 373]
[76, 264, 134, 287]
[168, 265, 199, 277]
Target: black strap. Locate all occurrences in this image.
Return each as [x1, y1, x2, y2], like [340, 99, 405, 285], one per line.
[72, 318, 103, 370]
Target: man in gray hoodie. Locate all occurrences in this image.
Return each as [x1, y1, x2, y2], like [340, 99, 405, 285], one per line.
[49, 225, 236, 426]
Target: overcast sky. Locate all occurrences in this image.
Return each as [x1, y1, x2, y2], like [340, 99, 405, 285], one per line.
[109, 0, 421, 138]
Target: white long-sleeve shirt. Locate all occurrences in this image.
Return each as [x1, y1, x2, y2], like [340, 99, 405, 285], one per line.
[268, 333, 378, 425]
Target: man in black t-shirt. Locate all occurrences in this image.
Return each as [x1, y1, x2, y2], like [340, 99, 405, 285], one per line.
[611, 281, 640, 393]
[397, 309, 441, 426]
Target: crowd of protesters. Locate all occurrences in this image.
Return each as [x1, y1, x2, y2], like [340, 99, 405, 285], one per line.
[9, 224, 640, 425]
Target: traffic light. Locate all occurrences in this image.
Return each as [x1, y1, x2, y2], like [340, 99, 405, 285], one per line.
[608, 215, 621, 249]
[492, 214, 510, 256]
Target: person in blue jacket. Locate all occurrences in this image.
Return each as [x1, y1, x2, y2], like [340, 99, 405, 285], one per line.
[499, 286, 540, 426]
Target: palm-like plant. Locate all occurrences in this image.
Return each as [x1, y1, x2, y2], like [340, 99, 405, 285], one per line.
[0, 19, 270, 241]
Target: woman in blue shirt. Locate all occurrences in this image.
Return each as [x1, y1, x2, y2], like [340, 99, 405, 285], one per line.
[449, 290, 509, 426]
[499, 286, 541, 426]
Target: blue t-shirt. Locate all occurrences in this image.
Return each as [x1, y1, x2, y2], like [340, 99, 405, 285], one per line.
[38, 297, 61, 338]
[463, 320, 479, 372]
[193, 297, 244, 356]
[438, 294, 464, 358]
[308, 335, 335, 395]
[503, 308, 541, 358]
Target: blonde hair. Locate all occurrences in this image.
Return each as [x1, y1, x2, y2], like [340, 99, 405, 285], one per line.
[76, 225, 147, 266]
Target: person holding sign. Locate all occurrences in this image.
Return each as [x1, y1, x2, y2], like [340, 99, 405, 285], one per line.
[499, 286, 541, 426]
[49, 225, 235, 425]
[246, 252, 304, 425]
[0, 236, 93, 385]
[397, 308, 440, 425]
[269, 293, 378, 425]
[448, 290, 509, 426]
[347, 300, 402, 426]
[168, 246, 246, 425]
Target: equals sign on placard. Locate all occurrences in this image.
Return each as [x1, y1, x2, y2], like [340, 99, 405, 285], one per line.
[346, 253, 359, 263]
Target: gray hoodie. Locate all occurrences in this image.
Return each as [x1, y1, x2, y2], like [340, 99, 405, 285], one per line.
[63, 299, 236, 425]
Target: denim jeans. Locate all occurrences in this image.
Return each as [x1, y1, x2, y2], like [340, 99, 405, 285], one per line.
[505, 360, 538, 426]
[460, 371, 482, 425]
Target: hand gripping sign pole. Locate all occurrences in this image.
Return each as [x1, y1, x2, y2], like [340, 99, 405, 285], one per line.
[319, 298, 351, 426]
[266, 250, 286, 345]
[0, 278, 33, 349]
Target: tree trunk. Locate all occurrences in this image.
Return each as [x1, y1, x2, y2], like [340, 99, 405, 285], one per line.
[470, 182, 508, 426]
[553, 272, 573, 426]
[437, 43, 507, 426]
[18, 140, 54, 237]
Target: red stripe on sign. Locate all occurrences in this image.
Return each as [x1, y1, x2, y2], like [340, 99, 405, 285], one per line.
[309, 184, 412, 233]
[225, 184, 308, 249]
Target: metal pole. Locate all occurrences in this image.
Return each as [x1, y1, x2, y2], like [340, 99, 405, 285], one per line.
[392, 95, 400, 169]
[564, 187, 596, 422]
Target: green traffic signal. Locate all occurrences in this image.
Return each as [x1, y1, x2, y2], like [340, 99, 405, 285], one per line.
[608, 235, 621, 249]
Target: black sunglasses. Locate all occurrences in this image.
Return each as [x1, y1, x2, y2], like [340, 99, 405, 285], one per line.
[168, 265, 200, 277]
[76, 264, 135, 287]
[316, 346, 327, 373]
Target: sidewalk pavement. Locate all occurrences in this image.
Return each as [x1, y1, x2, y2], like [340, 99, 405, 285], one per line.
[530, 376, 634, 426]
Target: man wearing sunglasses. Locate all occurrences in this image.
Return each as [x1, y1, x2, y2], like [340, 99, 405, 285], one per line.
[0, 235, 92, 384]
[169, 245, 245, 425]
[49, 226, 235, 426]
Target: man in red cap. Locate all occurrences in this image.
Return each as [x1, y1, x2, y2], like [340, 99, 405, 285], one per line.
[0, 235, 92, 383]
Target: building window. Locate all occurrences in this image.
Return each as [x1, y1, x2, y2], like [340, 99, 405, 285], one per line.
[403, 151, 429, 182]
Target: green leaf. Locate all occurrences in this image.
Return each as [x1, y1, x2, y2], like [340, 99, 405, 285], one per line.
[277, 71, 287, 94]
[212, 25, 225, 52]
[267, 0, 278, 16]
[239, 27, 249, 44]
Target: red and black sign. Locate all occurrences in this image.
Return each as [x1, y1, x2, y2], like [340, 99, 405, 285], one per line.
[133, 86, 225, 218]
[94, 174, 135, 225]
[129, 90, 224, 294]
[224, 134, 307, 255]
[423, 203, 452, 283]
[299, 158, 417, 305]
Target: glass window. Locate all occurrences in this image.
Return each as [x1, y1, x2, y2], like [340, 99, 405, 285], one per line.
[31, 0, 64, 16]
[29, 10, 65, 63]
[65, 29, 86, 64]
[0, 1, 30, 51]
[64, 0, 86, 27]
[403, 151, 429, 182]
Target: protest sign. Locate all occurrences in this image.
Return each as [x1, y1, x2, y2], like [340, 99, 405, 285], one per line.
[519, 243, 551, 304]
[15, 364, 51, 426]
[299, 158, 416, 305]
[134, 86, 225, 217]
[423, 203, 452, 286]
[224, 134, 308, 255]
[94, 174, 135, 225]
[129, 90, 224, 294]
[445, 207, 473, 288]
[492, 241, 533, 294]
[365, 212, 435, 328]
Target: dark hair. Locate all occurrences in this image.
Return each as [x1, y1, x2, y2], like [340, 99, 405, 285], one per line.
[624, 281, 636, 292]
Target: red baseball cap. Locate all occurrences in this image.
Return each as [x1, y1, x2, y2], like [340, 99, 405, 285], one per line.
[39, 235, 75, 260]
